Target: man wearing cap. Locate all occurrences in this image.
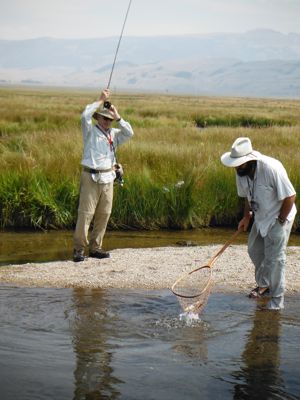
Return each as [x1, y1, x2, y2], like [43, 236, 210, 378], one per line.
[221, 137, 296, 310]
[73, 88, 134, 262]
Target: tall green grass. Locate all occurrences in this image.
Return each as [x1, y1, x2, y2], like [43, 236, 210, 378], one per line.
[194, 115, 292, 128]
[0, 87, 299, 231]
[111, 172, 198, 229]
[0, 171, 77, 229]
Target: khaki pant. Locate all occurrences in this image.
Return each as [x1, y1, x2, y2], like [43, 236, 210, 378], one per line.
[73, 171, 114, 253]
[248, 219, 293, 309]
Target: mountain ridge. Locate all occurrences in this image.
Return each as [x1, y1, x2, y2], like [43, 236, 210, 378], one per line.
[1, 29, 300, 98]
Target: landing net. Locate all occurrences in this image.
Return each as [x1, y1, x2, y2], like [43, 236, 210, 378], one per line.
[171, 265, 213, 314]
[171, 229, 241, 315]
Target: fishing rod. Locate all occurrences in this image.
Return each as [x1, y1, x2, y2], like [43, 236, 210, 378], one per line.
[104, 0, 133, 108]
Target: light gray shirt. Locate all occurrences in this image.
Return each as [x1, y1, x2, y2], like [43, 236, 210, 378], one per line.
[80, 101, 134, 183]
[236, 153, 297, 237]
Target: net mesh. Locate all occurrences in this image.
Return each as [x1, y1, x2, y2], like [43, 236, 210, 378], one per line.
[171, 266, 213, 314]
[171, 230, 241, 315]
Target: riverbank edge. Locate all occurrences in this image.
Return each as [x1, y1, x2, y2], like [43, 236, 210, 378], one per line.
[0, 245, 299, 294]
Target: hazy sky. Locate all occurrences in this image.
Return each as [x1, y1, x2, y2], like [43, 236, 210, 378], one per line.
[1, 0, 299, 40]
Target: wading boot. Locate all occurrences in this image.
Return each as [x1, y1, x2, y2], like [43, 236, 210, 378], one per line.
[73, 249, 85, 262]
[89, 250, 110, 259]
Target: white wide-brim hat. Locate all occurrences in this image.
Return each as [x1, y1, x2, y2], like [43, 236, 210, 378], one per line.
[221, 137, 260, 167]
[93, 108, 114, 120]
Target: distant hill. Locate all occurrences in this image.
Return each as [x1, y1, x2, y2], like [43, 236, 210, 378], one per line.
[1, 29, 300, 98]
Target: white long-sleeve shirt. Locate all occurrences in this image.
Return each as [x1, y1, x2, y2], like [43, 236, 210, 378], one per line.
[236, 153, 297, 237]
[80, 101, 134, 183]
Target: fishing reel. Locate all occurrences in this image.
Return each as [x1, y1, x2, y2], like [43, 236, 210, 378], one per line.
[114, 163, 124, 186]
[104, 101, 112, 109]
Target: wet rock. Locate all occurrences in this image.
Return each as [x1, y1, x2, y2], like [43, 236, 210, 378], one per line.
[175, 240, 198, 247]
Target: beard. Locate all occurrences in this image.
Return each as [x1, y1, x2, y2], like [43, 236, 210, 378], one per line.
[236, 161, 257, 177]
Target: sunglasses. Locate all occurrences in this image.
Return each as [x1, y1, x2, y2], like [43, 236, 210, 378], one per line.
[102, 116, 113, 122]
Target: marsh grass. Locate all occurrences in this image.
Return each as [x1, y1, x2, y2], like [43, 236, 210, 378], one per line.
[194, 115, 292, 128]
[0, 170, 77, 229]
[0, 86, 299, 230]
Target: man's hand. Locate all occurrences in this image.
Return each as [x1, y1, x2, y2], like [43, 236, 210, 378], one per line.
[109, 104, 121, 121]
[99, 89, 110, 103]
[278, 194, 296, 222]
[238, 198, 253, 232]
[238, 213, 252, 232]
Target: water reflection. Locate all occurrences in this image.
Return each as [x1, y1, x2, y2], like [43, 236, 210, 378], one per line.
[232, 308, 285, 399]
[172, 327, 209, 363]
[0, 286, 299, 399]
[71, 289, 122, 400]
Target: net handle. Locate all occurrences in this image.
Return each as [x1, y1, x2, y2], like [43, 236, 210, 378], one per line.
[206, 228, 242, 268]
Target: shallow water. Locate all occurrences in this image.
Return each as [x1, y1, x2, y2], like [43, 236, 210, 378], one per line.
[0, 228, 299, 266]
[0, 286, 299, 400]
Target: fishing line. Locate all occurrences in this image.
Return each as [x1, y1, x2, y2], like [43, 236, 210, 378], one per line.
[106, 0, 133, 90]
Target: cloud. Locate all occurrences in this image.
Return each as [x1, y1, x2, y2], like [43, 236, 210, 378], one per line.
[0, 0, 300, 40]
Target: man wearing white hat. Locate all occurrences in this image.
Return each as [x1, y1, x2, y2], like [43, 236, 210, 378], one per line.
[73, 88, 134, 262]
[221, 137, 297, 310]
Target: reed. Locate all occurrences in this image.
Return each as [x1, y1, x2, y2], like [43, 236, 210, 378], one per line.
[0, 86, 299, 230]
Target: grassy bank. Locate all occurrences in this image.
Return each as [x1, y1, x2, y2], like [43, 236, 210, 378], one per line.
[0, 86, 299, 231]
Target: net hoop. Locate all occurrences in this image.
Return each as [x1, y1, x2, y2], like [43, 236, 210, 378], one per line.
[171, 265, 212, 299]
[171, 229, 242, 314]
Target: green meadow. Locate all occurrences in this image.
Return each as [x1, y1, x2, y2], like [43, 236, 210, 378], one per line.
[0, 86, 299, 231]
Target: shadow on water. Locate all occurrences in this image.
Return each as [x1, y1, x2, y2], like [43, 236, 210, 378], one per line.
[0, 228, 300, 266]
[231, 310, 292, 400]
[0, 286, 299, 400]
